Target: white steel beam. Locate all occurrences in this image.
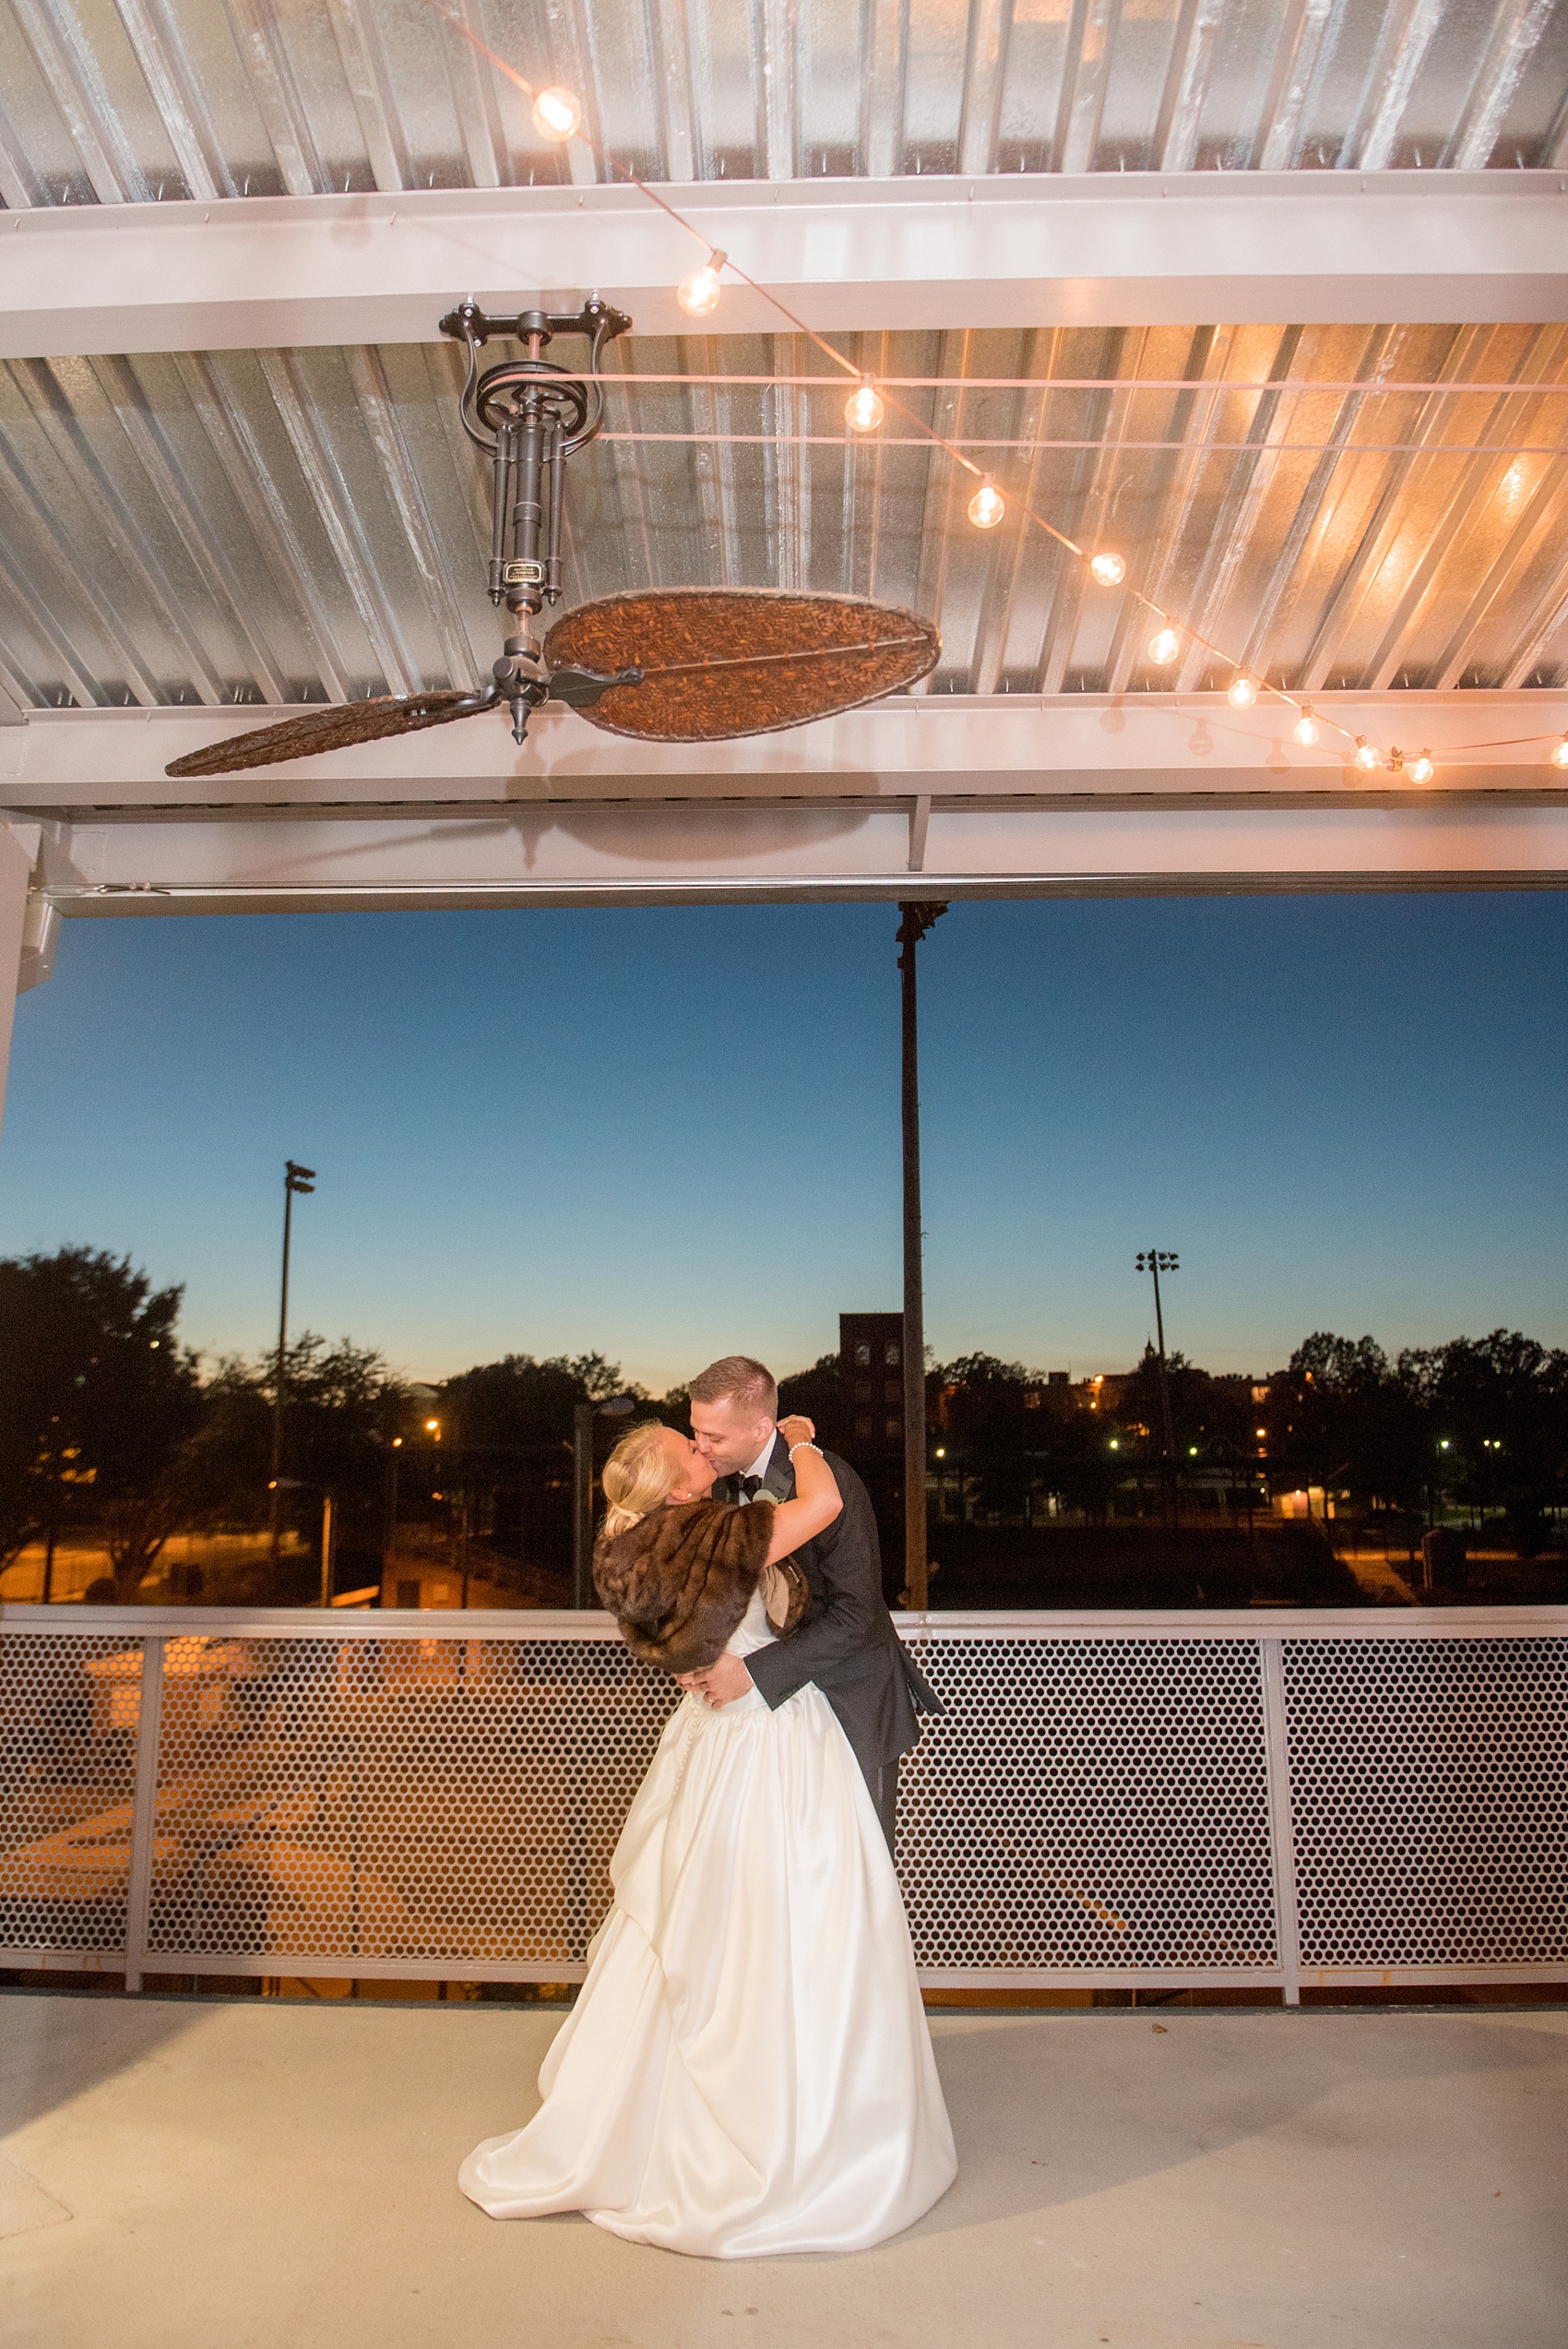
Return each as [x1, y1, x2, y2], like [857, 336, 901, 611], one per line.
[15, 796, 1568, 915]
[8, 695, 1568, 913]
[3, 691, 1565, 810]
[3, 173, 1567, 360]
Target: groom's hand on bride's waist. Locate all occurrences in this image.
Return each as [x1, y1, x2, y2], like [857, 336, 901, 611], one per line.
[678, 1653, 754, 1707]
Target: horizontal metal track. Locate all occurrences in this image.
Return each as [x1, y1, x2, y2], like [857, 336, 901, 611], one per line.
[5, 1602, 1563, 1640]
[5, 1947, 1561, 1990]
[14, 788, 1568, 825]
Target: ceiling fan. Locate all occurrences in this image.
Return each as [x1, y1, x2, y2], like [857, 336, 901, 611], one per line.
[165, 299, 941, 781]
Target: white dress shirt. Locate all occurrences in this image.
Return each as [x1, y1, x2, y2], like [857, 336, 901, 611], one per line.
[738, 1429, 778, 1494]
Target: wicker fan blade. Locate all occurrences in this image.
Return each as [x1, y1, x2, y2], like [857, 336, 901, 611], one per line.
[543, 590, 939, 743]
[164, 687, 499, 779]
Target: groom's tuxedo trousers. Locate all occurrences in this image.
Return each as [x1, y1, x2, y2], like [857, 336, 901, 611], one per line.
[718, 1437, 941, 1854]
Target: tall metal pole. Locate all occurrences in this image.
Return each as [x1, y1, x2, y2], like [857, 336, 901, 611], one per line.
[897, 902, 947, 1610]
[386, 1441, 401, 1560]
[270, 1160, 315, 1562]
[318, 1491, 334, 1608]
[1150, 1257, 1174, 1460]
[1137, 1249, 1180, 1529]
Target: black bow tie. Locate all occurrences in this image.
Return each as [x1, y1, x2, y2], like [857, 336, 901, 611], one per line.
[738, 1473, 763, 1499]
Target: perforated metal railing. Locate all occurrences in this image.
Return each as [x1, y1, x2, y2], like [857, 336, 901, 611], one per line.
[1, 1605, 1563, 1999]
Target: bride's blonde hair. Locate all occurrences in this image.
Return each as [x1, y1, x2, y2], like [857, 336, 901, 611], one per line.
[600, 1421, 681, 1538]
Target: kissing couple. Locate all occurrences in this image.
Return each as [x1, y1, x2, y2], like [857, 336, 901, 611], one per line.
[458, 1353, 956, 2257]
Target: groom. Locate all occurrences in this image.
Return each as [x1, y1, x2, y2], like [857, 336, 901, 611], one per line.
[682, 1353, 941, 1854]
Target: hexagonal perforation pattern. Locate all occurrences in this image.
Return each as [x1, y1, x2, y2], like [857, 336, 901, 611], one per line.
[0, 1632, 147, 1953]
[899, 1636, 1278, 1972]
[1285, 1636, 1568, 1967]
[145, 1635, 678, 1965]
[9, 1621, 1565, 1986]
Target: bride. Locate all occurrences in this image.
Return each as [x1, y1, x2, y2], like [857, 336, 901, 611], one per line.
[457, 1413, 956, 2258]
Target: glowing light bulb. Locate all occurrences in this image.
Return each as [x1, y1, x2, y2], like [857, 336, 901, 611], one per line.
[677, 248, 727, 317]
[1147, 627, 1180, 666]
[1408, 751, 1434, 783]
[1089, 551, 1125, 586]
[1292, 706, 1319, 746]
[845, 379, 885, 433]
[1353, 737, 1382, 771]
[968, 482, 1005, 530]
[1228, 674, 1257, 709]
[1552, 735, 1568, 768]
[531, 85, 582, 140]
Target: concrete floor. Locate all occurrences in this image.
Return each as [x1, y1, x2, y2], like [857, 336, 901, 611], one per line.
[1, 1994, 1564, 2349]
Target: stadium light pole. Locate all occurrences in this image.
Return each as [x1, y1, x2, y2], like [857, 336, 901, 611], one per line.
[269, 1159, 316, 1562]
[1135, 1249, 1180, 1523]
[897, 900, 947, 1611]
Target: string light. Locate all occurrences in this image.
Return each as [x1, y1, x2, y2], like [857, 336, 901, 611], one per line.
[845, 378, 885, 433]
[530, 85, 582, 139]
[1353, 737, 1383, 771]
[416, 3, 1568, 792]
[677, 249, 728, 317]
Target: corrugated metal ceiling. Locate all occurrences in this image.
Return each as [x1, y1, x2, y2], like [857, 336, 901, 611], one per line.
[2, 0, 1567, 205]
[7, 320, 1568, 711]
[5, 1, 1568, 721]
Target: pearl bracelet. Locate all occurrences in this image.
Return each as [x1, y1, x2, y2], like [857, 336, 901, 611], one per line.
[789, 1440, 822, 1459]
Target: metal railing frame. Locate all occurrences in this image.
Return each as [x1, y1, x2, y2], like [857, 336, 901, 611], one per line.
[3, 1603, 1564, 2002]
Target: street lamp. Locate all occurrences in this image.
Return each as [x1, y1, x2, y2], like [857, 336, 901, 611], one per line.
[418, 1410, 467, 1604]
[1134, 1249, 1180, 1522]
[269, 1159, 315, 1562]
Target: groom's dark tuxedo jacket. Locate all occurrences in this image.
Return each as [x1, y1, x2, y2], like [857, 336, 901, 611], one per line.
[714, 1433, 941, 1782]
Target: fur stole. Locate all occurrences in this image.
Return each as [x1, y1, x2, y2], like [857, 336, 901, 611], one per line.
[592, 1498, 806, 1675]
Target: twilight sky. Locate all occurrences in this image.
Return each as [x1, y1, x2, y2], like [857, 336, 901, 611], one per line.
[0, 893, 1563, 1394]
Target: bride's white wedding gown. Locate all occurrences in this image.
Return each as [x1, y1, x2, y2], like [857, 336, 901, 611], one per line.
[457, 1589, 956, 2257]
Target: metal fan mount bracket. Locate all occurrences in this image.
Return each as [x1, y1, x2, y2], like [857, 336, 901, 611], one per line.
[440, 297, 632, 742]
[545, 662, 647, 711]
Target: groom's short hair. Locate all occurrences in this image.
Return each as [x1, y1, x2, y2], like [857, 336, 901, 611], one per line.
[688, 1354, 778, 1420]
